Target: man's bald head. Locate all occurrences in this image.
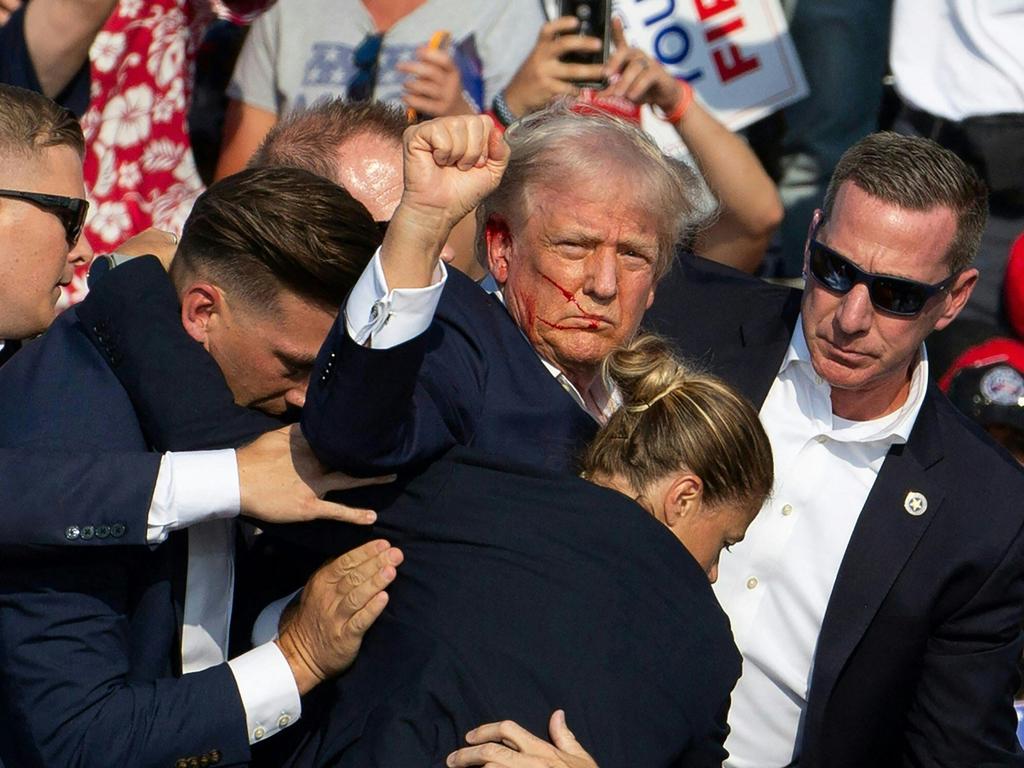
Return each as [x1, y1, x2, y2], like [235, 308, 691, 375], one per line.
[249, 99, 405, 221]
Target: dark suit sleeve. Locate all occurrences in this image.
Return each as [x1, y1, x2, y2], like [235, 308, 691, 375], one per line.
[76, 256, 281, 451]
[0, 5, 91, 115]
[902, 524, 1024, 766]
[0, 448, 158, 546]
[0, 548, 251, 768]
[673, 694, 730, 768]
[301, 309, 487, 476]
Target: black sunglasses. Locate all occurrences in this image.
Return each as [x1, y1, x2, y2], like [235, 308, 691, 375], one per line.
[348, 33, 384, 102]
[807, 239, 959, 317]
[0, 188, 89, 247]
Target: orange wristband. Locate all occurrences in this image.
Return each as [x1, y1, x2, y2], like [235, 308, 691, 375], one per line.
[657, 81, 694, 125]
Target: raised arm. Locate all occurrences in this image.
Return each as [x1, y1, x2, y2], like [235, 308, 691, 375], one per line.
[302, 115, 508, 474]
[24, 0, 118, 99]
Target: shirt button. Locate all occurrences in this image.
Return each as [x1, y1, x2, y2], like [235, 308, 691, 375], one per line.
[277, 714, 291, 728]
[781, 504, 794, 516]
[746, 577, 759, 590]
[253, 726, 266, 741]
[369, 304, 380, 321]
[816, 434, 828, 444]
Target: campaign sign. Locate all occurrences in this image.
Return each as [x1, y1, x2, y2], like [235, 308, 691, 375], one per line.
[615, 0, 808, 154]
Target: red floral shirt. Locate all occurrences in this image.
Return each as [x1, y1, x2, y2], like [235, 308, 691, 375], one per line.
[63, 0, 267, 305]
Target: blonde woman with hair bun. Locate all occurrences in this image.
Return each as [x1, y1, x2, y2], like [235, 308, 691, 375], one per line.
[582, 333, 774, 582]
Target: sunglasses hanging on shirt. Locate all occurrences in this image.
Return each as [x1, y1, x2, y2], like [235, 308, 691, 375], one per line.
[348, 33, 384, 102]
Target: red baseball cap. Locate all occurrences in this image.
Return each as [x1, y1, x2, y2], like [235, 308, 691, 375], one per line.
[939, 337, 1024, 432]
[1004, 232, 1024, 339]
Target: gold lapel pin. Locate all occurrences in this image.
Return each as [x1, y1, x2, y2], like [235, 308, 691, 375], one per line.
[904, 491, 928, 516]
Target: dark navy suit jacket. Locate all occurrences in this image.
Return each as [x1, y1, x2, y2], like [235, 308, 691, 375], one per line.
[0, 254, 279, 548]
[0, 332, 160, 546]
[302, 267, 599, 477]
[646, 254, 1024, 767]
[79, 262, 741, 766]
[0, 307, 254, 768]
[265, 449, 738, 768]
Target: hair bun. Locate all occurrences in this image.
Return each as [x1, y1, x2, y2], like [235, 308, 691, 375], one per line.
[606, 334, 690, 412]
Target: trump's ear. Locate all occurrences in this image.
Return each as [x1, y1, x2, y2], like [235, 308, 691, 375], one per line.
[485, 215, 514, 286]
[180, 281, 225, 348]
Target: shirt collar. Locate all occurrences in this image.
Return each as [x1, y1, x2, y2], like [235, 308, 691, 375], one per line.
[783, 317, 929, 445]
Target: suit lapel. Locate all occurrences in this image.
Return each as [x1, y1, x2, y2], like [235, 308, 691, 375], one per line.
[0, 339, 21, 367]
[804, 392, 946, 740]
[716, 289, 802, 407]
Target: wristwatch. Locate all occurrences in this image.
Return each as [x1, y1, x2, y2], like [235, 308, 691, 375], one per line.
[491, 90, 519, 128]
[86, 251, 132, 289]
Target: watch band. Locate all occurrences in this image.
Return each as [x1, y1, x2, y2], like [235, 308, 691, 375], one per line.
[491, 90, 518, 128]
[86, 251, 131, 289]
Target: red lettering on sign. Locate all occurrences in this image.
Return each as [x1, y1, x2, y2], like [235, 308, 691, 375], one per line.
[694, 0, 736, 22]
[704, 16, 745, 43]
[713, 43, 760, 83]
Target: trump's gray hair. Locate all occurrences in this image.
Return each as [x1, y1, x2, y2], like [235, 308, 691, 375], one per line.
[476, 102, 713, 279]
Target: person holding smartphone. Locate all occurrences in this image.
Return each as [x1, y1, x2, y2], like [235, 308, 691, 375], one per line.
[492, 13, 782, 274]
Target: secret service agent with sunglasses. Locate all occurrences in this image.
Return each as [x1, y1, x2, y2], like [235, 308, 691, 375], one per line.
[646, 131, 1024, 768]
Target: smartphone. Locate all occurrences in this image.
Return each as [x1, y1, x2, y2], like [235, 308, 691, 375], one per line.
[558, 0, 611, 86]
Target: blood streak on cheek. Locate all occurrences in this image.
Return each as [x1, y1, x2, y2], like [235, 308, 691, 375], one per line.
[539, 273, 604, 325]
[538, 318, 575, 330]
[541, 273, 575, 302]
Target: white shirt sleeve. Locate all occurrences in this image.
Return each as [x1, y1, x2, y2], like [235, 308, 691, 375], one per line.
[251, 588, 303, 646]
[147, 450, 240, 545]
[227, 641, 302, 744]
[344, 247, 447, 349]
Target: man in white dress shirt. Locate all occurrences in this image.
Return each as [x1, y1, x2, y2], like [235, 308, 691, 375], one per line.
[701, 132, 1024, 767]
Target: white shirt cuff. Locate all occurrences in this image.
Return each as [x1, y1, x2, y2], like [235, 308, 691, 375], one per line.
[251, 588, 302, 646]
[227, 641, 302, 744]
[344, 247, 447, 349]
[147, 450, 241, 545]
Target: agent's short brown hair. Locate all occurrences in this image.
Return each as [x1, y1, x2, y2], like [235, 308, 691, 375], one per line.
[172, 165, 381, 310]
[582, 334, 773, 513]
[249, 98, 407, 184]
[0, 84, 84, 160]
[822, 132, 988, 273]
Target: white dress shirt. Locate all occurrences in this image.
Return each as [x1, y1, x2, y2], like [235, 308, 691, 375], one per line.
[172, 472, 301, 746]
[714, 320, 929, 768]
[891, 0, 1024, 120]
[345, 249, 616, 422]
[148, 449, 240, 543]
